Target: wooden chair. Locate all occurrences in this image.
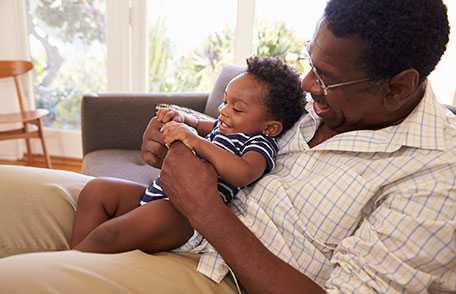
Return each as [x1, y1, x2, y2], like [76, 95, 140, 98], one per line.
[0, 60, 52, 168]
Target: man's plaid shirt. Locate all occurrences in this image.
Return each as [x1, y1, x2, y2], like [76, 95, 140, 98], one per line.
[187, 82, 456, 293]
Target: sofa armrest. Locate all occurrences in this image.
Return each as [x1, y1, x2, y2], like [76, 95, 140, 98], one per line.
[81, 92, 208, 156]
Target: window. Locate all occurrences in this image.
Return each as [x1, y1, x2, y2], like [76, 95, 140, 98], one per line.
[430, 0, 456, 104]
[27, 0, 107, 130]
[254, 1, 327, 53]
[147, 0, 237, 92]
[253, 0, 328, 73]
[18, 0, 456, 159]
[27, 0, 455, 132]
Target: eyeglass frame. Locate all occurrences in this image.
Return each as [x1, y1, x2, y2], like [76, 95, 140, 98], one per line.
[301, 44, 371, 96]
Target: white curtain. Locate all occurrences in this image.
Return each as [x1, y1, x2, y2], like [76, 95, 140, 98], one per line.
[0, 0, 31, 159]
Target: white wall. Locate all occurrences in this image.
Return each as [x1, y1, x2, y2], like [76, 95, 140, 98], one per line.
[0, 0, 30, 159]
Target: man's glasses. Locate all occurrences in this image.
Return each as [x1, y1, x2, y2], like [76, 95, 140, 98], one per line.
[288, 44, 371, 96]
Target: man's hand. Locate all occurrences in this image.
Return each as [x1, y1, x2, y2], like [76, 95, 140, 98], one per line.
[160, 121, 199, 150]
[160, 143, 324, 294]
[160, 142, 224, 227]
[141, 117, 167, 168]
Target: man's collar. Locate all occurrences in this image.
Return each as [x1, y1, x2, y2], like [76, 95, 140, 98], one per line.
[301, 82, 447, 153]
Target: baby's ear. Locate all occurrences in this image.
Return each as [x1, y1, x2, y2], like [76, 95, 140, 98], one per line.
[263, 121, 283, 137]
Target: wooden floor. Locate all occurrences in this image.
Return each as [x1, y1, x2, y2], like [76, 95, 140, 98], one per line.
[0, 154, 82, 173]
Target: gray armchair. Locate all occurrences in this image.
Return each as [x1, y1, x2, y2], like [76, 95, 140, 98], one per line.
[81, 65, 245, 185]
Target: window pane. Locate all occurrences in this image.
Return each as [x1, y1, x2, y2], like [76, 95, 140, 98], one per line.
[27, 0, 107, 130]
[430, 0, 456, 104]
[254, 0, 328, 72]
[147, 0, 236, 92]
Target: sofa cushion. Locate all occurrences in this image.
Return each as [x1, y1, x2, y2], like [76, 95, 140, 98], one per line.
[81, 149, 159, 186]
[204, 65, 246, 118]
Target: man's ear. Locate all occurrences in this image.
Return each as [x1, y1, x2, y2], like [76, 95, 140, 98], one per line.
[383, 69, 420, 112]
[263, 121, 283, 137]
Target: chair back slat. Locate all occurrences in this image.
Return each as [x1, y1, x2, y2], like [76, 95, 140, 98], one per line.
[0, 60, 33, 78]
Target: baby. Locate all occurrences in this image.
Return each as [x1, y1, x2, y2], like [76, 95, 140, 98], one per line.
[71, 56, 305, 254]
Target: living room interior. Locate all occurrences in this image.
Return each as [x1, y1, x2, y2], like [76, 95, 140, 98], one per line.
[0, 0, 455, 176]
[0, 1, 455, 292]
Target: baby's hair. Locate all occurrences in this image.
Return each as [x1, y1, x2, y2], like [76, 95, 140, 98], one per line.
[246, 56, 306, 135]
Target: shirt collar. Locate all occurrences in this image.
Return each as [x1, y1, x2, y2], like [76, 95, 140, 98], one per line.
[282, 82, 447, 153]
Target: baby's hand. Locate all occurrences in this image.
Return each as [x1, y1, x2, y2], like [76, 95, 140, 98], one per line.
[161, 121, 198, 150]
[156, 108, 186, 124]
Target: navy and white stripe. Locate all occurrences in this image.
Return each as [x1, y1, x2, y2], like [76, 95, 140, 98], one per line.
[140, 120, 278, 205]
[140, 177, 167, 205]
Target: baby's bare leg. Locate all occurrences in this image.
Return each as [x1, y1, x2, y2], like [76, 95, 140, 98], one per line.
[70, 177, 146, 248]
[73, 199, 194, 254]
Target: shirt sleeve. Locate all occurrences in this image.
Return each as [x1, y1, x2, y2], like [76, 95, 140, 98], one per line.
[205, 120, 221, 141]
[325, 184, 456, 293]
[241, 135, 278, 173]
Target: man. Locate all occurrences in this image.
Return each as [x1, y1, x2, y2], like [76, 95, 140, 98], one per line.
[0, 0, 453, 293]
[145, 0, 455, 292]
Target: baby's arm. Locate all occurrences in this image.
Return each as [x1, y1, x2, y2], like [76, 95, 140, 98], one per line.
[156, 108, 214, 137]
[161, 122, 268, 187]
[193, 140, 267, 187]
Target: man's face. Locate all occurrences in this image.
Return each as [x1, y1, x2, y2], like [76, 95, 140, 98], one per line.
[301, 22, 388, 133]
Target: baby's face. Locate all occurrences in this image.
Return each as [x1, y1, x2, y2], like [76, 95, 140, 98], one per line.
[217, 73, 270, 136]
